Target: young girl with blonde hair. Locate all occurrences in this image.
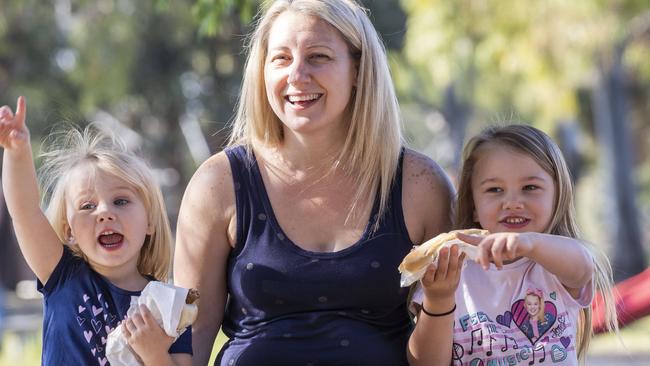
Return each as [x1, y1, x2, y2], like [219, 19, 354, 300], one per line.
[408, 124, 618, 366]
[0, 97, 191, 365]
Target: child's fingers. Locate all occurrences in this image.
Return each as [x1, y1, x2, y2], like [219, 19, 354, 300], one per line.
[129, 311, 146, 328]
[436, 247, 451, 279]
[456, 232, 483, 245]
[122, 322, 132, 338]
[490, 237, 507, 269]
[0, 105, 13, 121]
[15, 96, 26, 125]
[138, 304, 156, 326]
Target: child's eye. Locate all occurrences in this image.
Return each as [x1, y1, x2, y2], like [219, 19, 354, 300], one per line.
[114, 198, 129, 206]
[485, 187, 503, 193]
[523, 185, 539, 191]
[80, 202, 96, 210]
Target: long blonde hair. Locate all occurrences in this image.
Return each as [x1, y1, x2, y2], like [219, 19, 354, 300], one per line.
[456, 124, 618, 360]
[39, 123, 172, 281]
[228, 0, 403, 225]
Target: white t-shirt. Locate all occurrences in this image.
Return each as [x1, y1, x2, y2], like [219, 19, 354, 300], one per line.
[412, 258, 593, 366]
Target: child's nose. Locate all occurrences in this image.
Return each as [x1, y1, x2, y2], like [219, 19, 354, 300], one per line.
[96, 204, 116, 222]
[503, 195, 524, 210]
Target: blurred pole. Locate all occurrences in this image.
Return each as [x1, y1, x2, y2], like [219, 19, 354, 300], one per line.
[592, 47, 646, 282]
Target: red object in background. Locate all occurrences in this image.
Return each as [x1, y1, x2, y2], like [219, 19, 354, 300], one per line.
[592, 268, 650, 334]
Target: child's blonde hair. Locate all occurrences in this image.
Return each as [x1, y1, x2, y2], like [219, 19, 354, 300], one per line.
[456, 124, 618, 360]
[229, 0, 403, 228]
[39, 123, 172, 281]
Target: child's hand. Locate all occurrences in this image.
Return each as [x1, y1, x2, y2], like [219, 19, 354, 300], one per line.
[457, 232, 534, 270]
[420, 245, 464, 305]
[0, 96, 30, 152]
[123, 304, 175, 365]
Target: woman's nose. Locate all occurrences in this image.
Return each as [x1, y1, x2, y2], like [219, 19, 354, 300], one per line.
[287, 58, 310, 85]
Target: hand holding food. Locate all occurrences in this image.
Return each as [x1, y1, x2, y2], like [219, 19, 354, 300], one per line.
[398, 229, 489, 286]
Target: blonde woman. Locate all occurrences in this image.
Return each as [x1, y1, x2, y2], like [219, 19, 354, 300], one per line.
[173, 0, 453, 365]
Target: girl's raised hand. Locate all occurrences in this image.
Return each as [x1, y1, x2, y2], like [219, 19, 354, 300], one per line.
[0, 96, 29, 151]
[457, 232, 534, 270]
[420, 245, 464, 304]
[123, 304, 175, 365]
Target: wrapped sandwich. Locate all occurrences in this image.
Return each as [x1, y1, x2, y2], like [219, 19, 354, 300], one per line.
[398, 228, 488, 287]
[106, 282, 199, 365]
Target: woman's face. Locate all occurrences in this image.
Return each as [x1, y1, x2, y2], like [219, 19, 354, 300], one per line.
[264, 11, 357, 140]
[525, 294, 541, 317]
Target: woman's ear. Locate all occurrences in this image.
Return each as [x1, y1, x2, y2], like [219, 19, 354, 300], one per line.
[146, 222, 155, 235]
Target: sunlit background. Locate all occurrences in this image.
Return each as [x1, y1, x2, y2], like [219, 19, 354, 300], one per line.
[1, 0, 649, 364]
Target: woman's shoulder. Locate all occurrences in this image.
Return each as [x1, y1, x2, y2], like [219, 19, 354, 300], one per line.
[400, 148, 455, 244]
[182, 150, 236, 214]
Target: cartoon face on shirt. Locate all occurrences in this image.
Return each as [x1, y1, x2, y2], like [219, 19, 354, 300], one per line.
[525, 294, 542, 320]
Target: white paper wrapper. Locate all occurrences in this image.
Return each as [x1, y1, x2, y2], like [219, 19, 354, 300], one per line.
[399, 239, 479, 287]
[106, 281, 190, 366]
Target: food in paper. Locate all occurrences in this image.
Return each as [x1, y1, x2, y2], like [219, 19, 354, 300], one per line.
[398, 229, 488, 287]
[105, 282, 199, 365]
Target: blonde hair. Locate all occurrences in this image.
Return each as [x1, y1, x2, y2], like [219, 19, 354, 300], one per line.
[228, 0, 402, 225]
[455, 124, 618, 361]
[39, 123, 172, 281]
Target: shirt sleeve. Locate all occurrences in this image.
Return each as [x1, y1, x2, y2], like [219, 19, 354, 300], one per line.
[37, 246, 78, 296]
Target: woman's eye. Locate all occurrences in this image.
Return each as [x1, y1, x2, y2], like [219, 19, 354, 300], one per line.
[271, 55, 289, 62]
[311, 53, 330, 61]
[114, 198, 129, 206]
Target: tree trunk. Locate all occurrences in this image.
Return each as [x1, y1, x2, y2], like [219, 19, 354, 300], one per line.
[591, 48, 646, 282]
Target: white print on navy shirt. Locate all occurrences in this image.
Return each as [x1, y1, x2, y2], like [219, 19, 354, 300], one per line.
[76, 292, 119, 366]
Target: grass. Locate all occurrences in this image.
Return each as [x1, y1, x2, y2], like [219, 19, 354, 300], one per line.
[1, 317, 649, 365]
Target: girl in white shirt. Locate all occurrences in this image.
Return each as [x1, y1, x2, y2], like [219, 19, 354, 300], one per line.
[407, 124, 618, 366]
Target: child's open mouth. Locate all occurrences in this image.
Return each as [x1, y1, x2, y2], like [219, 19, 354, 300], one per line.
[98, 231, 124, 250]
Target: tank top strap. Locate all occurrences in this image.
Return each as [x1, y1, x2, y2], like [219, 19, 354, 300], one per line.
[374, 147, 411, 242]
[224, 145, 260, 253]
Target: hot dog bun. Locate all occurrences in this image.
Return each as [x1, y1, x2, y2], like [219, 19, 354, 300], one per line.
[398, 228, 488, 274]
[177, 288, 200, 332]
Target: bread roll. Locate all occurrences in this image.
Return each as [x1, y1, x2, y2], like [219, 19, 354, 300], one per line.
[398, 229, 488, 274]
[177, 288, 199, 332]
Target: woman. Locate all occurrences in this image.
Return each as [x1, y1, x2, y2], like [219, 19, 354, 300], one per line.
[174, 1, 453, 365]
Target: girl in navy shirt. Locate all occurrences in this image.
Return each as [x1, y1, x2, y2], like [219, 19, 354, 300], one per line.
[0, 97, 191, 365]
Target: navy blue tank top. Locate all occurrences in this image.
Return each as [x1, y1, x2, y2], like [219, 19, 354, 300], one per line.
[218, 146, 413, 366]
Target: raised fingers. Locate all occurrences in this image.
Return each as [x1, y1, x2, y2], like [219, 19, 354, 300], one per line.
[15, 96, 26, 125]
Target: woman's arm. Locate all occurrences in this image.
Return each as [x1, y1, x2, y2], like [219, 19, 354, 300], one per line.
[173, 152, 236, 366]
[0, 97, 63, 284]
[401, 148, 457, 365]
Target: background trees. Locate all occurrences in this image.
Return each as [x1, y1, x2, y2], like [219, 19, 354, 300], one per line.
[1, 0, 648, 285]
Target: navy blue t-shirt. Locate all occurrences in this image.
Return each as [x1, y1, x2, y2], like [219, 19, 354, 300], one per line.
[218, 146, 414, 366]
[37, 246, 192, 365]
